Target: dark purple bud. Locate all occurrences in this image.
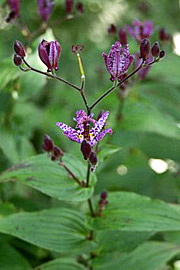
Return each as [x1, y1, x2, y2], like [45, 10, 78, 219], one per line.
[151, 41, 160, 57]
[53, 146, 63, 158]
[89, 151, 98, 166]
[159, 50, 165, 59]
[14, 40, 26, 58]
[96, 111, 103, 121]
[66, 0, 74, 14]
[119, 28, 127, 46]
[101, 190, 107, 200]
[81, 140, 91, 160]
[51, 155, 56, 161]
[7, 0, 20, 20]
[37, 0, 54, 22]
[140, 38, 150, 60]
[76, 2, 84, 14]
[159, 28, 171, 41]
[43, 134, 54, 152]
[38, 39, 61, 72]
[13, 54, 22, 66]
[107, 24, 117, 34]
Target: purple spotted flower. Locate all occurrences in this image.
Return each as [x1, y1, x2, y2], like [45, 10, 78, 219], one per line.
[127, 19, 153, 43]
[56, 110, 112, 147]
[37, 0, 54, 22]
[102, 41, 133, 82]
[38, 39, 61, 72]
[6, 0, 20, 22]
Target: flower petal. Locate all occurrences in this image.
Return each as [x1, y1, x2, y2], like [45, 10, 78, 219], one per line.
[56, 122, 81, 143]
[90, 111, 109, 136]
[95, 128, 113, 142]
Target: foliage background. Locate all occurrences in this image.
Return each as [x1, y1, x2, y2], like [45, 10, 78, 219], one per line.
[0, 0, 180, 269]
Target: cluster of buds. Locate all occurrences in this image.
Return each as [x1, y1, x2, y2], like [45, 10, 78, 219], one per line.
[140, 38, 165, 61]
[97, 190, 108, 216]
[65, 0, 84, 18]
[107, 24, 127, 46]
[13, 40, 26, 66]
[42, 134, 63, 161]
[6, 0, 20, 22]
[38, 39, 61, 72]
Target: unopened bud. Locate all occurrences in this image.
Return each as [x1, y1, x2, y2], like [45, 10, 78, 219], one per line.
[96, 111, 103, 121]
[14, 40, 26, 58]
[89, 151, 98, 166]
[101, 190, 107, 200]
[66, 0, 74, 14]
[107, 24, 117, 34]
[159, 50, 165, 59]
[151, 42, 160, 57]
[119, 28, 127, 46]
[140, 38, 150, 60]
[43, 134, 54, 152]
[13, 54, 22, 66]
[159, 28, 170, 41]
[53, 146, 63, 158]
[81, 140, 91, 160]
[76, 2, 84, 14]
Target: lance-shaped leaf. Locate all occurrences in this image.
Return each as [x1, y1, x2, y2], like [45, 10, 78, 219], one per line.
[0, 154, 96, 202]
[35, 257, 87, 270]
[0, 208, 96, 253]
[92, 241, 180, 270]
[90, 192, 180, 231]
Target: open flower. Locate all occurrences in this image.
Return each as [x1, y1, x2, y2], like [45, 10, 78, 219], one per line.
[37, 0, 54, 22]
[102, 41, 133, 82]
[56, 110, 112, 147]
[127, 19, 153, 42]
[38, 39, 61, 72]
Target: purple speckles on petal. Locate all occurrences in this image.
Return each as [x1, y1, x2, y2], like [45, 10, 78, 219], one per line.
[102, 41, 133, 81]
[56, 110, 112, 146]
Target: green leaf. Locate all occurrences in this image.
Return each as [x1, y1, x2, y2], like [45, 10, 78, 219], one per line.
[0, 202, 16, 217]
[0, 208, 96, 253]
[0, 60, 20, 91]
[120, 101, 180, 140]
[92, 241, 180, 270]
[0, 153, 96, 202]
[98, 144, 121, 163]
[90, 192, 180, 232]
[0, 243, 31, 270]
[35, 257, 87, 270]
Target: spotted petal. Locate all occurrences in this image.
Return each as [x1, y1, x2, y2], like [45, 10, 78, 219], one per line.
[95, 128, 113, 142]
[90, 111, 109, 137]
[56, 122, 81, 143]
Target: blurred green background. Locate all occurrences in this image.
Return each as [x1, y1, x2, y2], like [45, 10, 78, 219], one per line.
[0, 0, 180, 268]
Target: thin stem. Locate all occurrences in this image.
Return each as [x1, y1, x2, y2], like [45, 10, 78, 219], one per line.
[88, 199, 95, 217]
[59, 162, 82, 186]
[22, 59, 81, 92]
[86, 163, 91, 187]
[89, 59, 145, 110]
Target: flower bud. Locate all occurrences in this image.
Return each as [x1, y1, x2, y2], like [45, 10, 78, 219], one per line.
[7, 0, 20, 22]
[38, 0, 54, 22]
[119, 28, 127, 46]
[43, 134, 54, 152]
[159, 50, 165, 59]
[140, 38, 150, 60]
[89, 151, 98, 166]
[76, 2, 84, 14]
[13, 54, 22, 66]
[107, 24, 117, 34]
[53, 146, 63, 158]
[66, 0, 74, 14]
[81, 140, 91, 160]
[14, 40, 26, 58]
[38, 40, 61, 72]
[151, 42, 160, 57]
[159, 28, 171, 41]
[101, 190, 107, 200]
